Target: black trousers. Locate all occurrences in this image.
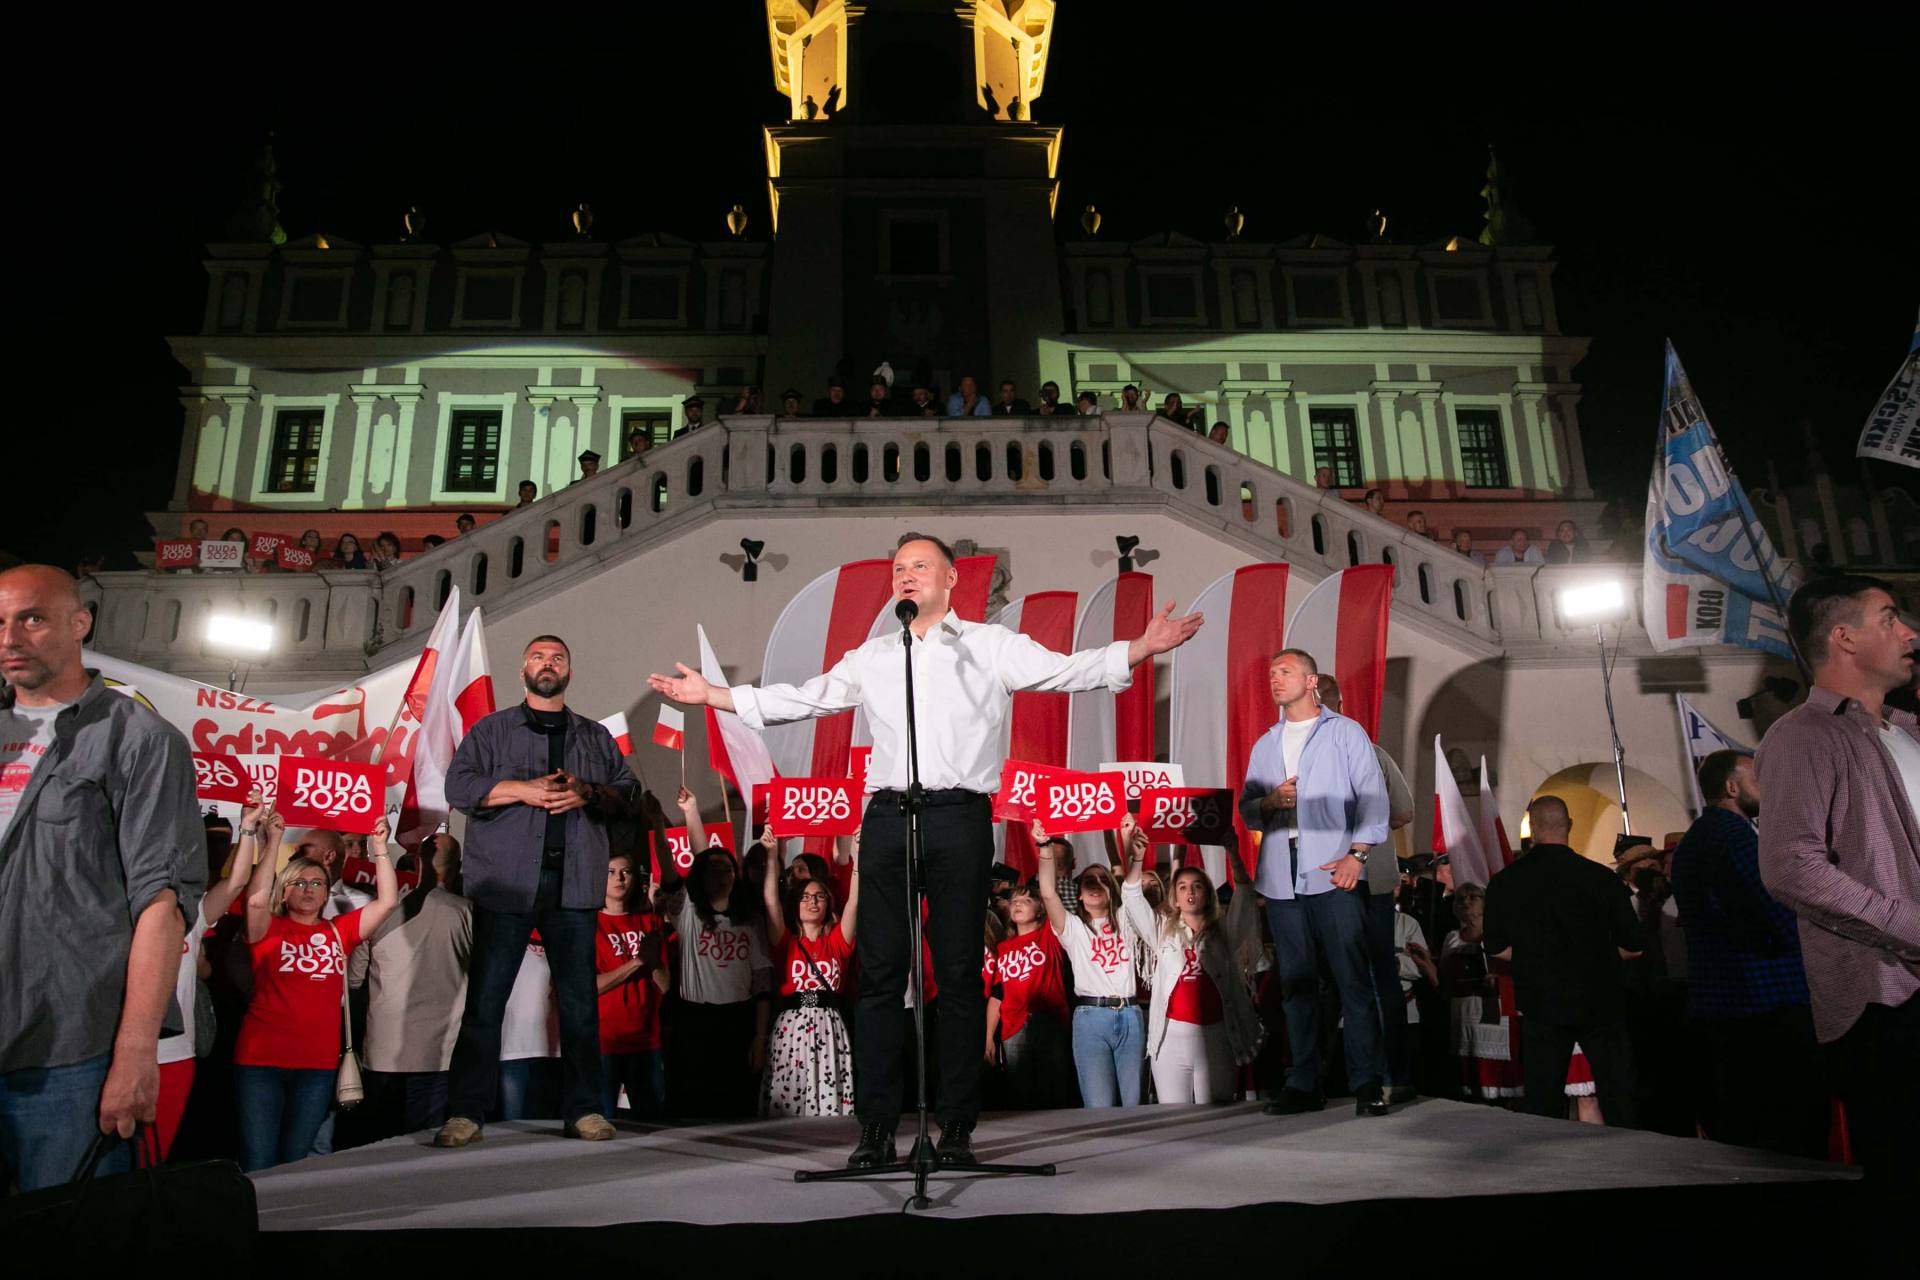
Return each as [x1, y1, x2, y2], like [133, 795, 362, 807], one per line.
[446, 867, 602, 1126]
[1520, 1015, 1638, 1127]
[1696, 1004, 1828, 1159]
[855, 791, 991, 1127]
[666, 998, 759, 1120]
[1830, 993, 1920, 1189]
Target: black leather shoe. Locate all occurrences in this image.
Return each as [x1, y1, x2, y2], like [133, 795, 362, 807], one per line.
[846, 1120, 897, 1169]
[1387, 1085, 1419, 1106]
[936, 1119, 978, 1167]
[1263, 1088, 1326, 1116]
[1355, 1084, 1391, 1117]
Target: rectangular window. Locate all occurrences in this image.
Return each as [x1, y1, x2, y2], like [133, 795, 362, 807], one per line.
[1309, 407, 1362, 488]
[621, 410, 671, 455]
[1455, 409, 1512, 489]
[267, 410, 325, 493]
[444, 410, 503, 492]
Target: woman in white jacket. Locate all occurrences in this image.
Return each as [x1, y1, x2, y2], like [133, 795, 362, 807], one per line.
[1118, 818, 1265, 1105]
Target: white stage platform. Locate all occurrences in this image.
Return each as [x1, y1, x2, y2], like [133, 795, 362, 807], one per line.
[251, 1098, 1853, 1231]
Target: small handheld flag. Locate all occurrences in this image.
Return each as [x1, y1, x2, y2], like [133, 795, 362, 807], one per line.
[653, 705, 685, 752]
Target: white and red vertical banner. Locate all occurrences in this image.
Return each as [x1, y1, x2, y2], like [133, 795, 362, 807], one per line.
[989, 591, 1078, 877]
[599, 712, 633, 757]
[1433, 735, 1494, 888]
[653, 706, 685, 752]
[759, 559, 898, 784]
[1167, 563, 1289, 884]
[397, 604, 495, 845]
[1065, 572, 1157, 870]
[1283, 566, 1394, 742]
[1477, 756, 1514, 871]
[698, 622, 778, 807]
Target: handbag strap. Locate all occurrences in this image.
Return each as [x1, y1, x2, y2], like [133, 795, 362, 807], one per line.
[327, 919, 353, 1054]
[793, 931, 835, 996]
[67, 1122, 151, 1186]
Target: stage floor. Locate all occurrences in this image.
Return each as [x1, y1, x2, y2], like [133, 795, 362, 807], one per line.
[252, 1098, 1852, 1231]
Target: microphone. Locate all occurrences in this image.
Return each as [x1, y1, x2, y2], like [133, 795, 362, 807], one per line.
[895, 598, 919, 628]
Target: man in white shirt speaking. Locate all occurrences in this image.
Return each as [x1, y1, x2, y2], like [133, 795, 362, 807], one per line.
[651, 533, 1203, 1168]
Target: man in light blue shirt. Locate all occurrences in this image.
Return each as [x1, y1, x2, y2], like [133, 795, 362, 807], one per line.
[1239, 648, 1392, 1116]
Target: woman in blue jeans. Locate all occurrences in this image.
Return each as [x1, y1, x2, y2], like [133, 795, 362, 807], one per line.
[1034, 816, 1151, 1107]
[233, 816, 398, 1170]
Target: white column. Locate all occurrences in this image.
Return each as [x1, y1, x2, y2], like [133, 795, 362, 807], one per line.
[1419, 392, 1447, 497]
[1355, 393, 1377, 485]
[388, 396, 418, 507]
[1497, 393, 1521, 490]
[1375, 392, 1405, 496]
[1519, 393, 1553, 492]
[345, 392, 376, 510]
[1555, 393, 1594, 498]
[1267, 392, 1291, 475]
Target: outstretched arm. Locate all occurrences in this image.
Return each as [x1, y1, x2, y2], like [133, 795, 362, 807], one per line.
[839, 835, 862, 944]
[1126, 600, 1206, 669]
[647, 664, 735, 713]
[762, 828, 787, 948]
[1033, 821, 1070, 934]
[205, 789, 268, 920]
[354, 817, 403, 937]
[676, 785, 707, 854]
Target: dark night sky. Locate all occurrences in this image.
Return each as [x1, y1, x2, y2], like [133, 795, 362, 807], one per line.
[17, 4, 1916, 567]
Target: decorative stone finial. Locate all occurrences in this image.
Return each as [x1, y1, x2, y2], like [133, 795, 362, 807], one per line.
[1080, 204, 1101, 237]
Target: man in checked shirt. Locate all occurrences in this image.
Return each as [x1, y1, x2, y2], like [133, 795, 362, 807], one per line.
[1757, 576, 1920, 1192]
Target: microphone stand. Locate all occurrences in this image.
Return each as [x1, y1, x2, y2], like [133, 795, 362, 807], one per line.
[795, 599, 1054, 1209]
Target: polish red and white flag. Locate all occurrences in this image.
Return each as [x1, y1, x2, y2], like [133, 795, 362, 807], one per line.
[1281, 565, 1394, 741]
[599, 712, 633, 757]
[398, 604, 494, 845]
[1477, 756, 1515, 870]
[988, 590, 1078, 877]
[698, 623, 776, 799]
[1167, 563, 1290, 885]
[1432, 735, 1495, 888]
[653, 705, 685, 752]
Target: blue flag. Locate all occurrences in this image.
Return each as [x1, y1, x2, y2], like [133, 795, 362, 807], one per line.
[1642, 344, 1799, 659]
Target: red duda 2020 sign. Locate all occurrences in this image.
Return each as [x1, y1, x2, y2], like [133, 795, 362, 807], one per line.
[191, 753, 252, 804]
[277, 756, 385, 834]
[767, 778, 862, 837]
[1139, 787, 1238, 846]
[1038, 770, 1128, 833]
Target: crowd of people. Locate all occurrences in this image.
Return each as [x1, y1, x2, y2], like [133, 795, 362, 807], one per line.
[2, 556, 1913, 1198]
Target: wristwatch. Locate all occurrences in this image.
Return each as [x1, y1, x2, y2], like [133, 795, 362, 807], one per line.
[1350, 848, 1370, 865]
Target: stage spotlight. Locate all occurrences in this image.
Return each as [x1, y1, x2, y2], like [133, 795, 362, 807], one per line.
[739, 538, 765, 582]
[1116, 535, 1141, 573]
[206, 613, 273, 691]
[1555, 579, 1628, 626]
[1552, 579, 1633, 834]
[206, 614, 273, 654]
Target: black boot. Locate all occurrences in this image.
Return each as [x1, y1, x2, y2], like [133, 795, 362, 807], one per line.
[1263, 1087, 1326, 1116]
[846, 1120, 897, 1169]
[935, 1118, 978, 1167]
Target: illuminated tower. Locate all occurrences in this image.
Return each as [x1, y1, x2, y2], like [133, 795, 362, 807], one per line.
[762, 0, 1063, 399]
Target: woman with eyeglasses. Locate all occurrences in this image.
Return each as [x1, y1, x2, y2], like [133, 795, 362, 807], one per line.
[233, 816, 399, 1170]
[1034, 819, 1149, 1107]
[1138, 822, 1266, 1105]
[597, 850, 669, 1120]
[759, 832, 861, 1116]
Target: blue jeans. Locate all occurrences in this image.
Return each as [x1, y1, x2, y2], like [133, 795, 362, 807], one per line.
[601, 1050, 667, 1119]
[1072, 1005, 1145, 1107]
[447, 866, 602, 1126]
[0, 1053, 126, 1192]
[496, 1059, 562, 1121]
[1267, 888, 1385, 1095]
[233, 1065, 334, 1171]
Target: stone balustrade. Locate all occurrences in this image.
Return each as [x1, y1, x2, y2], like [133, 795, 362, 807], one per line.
[83, 413, 1651, 675]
